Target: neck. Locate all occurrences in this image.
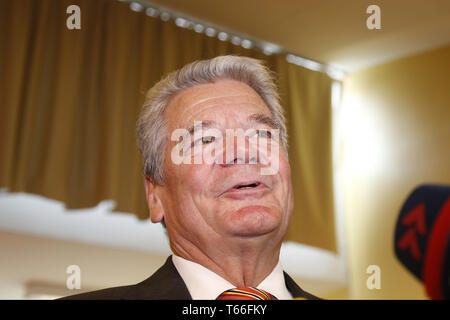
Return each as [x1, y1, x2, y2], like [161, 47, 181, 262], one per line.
[171, 236, 281, 287]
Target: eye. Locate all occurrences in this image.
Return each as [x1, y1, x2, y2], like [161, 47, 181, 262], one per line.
[193, 135, 215, 146]
[256, 129, 272, 139]
[202, 136, 215, 144]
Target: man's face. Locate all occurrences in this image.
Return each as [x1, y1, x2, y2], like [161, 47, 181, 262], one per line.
[156, 79, 293, 246]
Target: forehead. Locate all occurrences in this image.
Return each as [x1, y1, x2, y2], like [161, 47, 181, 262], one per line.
[165, 79, 271, 128]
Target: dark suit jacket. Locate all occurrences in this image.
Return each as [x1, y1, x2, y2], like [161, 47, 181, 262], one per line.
[61, 256, 320, 300]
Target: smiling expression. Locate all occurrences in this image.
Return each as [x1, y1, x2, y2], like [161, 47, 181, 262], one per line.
[156, 79, 294, 243]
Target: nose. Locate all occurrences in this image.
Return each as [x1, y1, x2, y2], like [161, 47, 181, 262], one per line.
[219, 130, 258, 167]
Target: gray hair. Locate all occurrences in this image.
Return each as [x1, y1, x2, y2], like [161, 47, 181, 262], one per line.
[136, 55, 288, 185]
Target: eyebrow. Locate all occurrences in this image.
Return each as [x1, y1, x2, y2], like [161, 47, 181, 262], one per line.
[186, 120, 217, 137]
[184, 113, 278, 137]
[247, 113, 279, 129]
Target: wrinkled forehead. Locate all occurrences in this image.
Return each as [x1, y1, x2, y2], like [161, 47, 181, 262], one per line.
[165, 79, 271, 129]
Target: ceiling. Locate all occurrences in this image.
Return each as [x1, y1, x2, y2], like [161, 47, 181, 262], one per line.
[144, 0, 450, 72]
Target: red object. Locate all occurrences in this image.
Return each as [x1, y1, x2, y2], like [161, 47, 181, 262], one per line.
[216, 287, 277, 300]
[397, 203, 426, 261]
[423, 197, 450, 300]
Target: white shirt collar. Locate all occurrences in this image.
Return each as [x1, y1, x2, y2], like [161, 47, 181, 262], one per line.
[171, 254, 293, 300]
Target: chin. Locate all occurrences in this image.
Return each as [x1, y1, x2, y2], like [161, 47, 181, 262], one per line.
[222, 205, 282, 237]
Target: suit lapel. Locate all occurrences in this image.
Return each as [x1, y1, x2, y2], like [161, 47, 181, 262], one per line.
[129, 256, 192, 299]
[284, 271, 320, 300]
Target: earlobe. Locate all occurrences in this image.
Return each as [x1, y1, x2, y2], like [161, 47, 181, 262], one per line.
[144, 177, 165, 223]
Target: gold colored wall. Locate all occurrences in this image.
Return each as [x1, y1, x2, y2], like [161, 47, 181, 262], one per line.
[341, 44, 450, 298]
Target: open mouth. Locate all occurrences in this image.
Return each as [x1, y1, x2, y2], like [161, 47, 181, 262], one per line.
[217, 180, 267, 198]
[233, 182, 261, 190]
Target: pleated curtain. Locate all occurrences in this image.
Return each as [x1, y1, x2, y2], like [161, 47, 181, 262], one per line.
[0, 0, 336, 252]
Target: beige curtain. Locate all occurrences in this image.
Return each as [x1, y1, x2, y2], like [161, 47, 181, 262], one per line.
[0, 0, 336, 252]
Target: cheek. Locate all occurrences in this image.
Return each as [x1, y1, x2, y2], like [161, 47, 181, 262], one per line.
[173, 163, 213, 204]
[277, 153, 294, 207]
[184, 163, 209, 186]
[277, 150, 291, 184]
[163, 163, 213, 229]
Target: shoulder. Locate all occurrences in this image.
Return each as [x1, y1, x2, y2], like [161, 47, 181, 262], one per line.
[59, 284, 136, 300]
[59, 256, 191, 300]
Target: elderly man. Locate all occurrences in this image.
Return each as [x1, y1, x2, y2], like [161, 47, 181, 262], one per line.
[64, 55, 319, 300]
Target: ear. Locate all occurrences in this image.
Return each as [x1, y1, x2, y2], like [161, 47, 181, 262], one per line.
[144, 176, 165, 224]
